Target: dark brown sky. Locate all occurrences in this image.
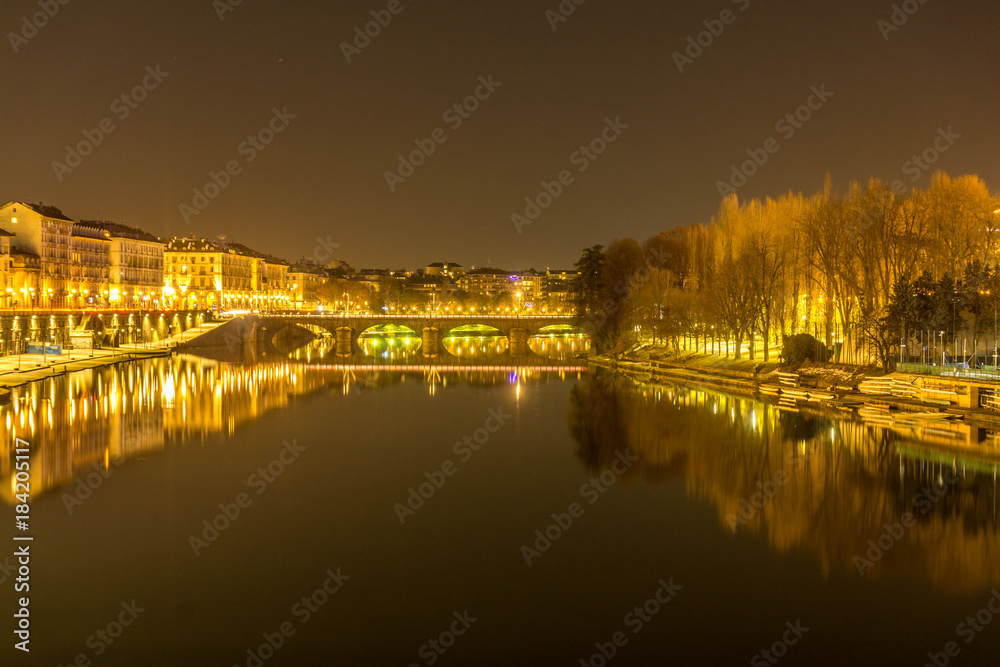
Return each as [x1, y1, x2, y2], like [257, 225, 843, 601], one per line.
[2, 0, 999, 269]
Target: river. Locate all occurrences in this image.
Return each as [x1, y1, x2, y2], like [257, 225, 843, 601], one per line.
[1, 336, 998, 665]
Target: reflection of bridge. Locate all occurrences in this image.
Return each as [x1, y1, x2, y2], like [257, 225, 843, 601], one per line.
[255, 314, 579, 356]
[302, 364, 589, 372]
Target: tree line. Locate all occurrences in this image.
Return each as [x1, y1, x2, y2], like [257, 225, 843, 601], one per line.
[572, 171, 1000, 369]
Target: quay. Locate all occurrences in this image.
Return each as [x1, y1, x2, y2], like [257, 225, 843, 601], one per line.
[0, 319, 224, 390]
[598, 353, 1000, 462]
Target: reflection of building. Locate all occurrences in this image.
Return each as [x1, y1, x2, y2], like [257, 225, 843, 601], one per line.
[0, 356, 332, 504]
[0, 356, 586, 506]
[0, 365, 165, 503]
[0, 201, 74, 307]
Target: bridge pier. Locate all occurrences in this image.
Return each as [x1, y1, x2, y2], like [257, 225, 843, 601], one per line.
[335, 327, 354, 356]
[509, 328, 529, 357]
[422, 327, 440, 358]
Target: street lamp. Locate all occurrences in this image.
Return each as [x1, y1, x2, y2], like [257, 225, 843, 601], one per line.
[948, 292, 962, 369]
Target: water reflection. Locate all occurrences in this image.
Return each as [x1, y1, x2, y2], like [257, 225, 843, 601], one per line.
[441, 333, 509, 359]
[528, 326, 591, 360]
[360, 331, 423, 361]
[0, 356, 584, 504]
[288, 336, 337, 362]
[568, 371, 1000, 593]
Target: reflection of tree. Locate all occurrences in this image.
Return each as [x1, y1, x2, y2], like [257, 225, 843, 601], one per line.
[567, 370, 1000, 592]
[568, 373, 631, 471]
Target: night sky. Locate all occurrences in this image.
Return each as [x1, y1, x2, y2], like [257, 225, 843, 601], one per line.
[2, 0, 999, 270]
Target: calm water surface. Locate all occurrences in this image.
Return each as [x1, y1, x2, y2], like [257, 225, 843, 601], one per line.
[2, 340, 999, 665]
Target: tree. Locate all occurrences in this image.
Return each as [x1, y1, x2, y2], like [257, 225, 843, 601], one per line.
[924, 173, 996, 276]
[571, 169, 1000, 368]
[885, 275, 918, 361]
[595, 238, 645, 355]
[962, 259, 992, 358]
[316, 277, 372, 311]
[742, 212, 785, 361]
[572, 245, 605, 318]
[782, 334, 831, 365]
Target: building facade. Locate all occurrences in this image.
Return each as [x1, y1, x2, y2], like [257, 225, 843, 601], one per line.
[425, 262, 465, 279]
[511, 270, 544, 308]
[69, 223, 112, 308]
[544, 269, 579, 312]
[165, 238, 255, 311]
[0, 202, 310, 313]
[264, 259, 290, 309]
[0, 230, 12, 308]
[0, 201, 73, 307]
[458, 268, 510, 298]
[287, 263, 327, 310]
[164, 238, 295, 311]
[77, 221, 164, 309]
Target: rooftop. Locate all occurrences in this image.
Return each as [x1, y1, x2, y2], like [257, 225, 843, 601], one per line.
[464, 267, 509, 276]
[288, 263, 329, 276]
[10, 201, 75, 222]
[166, 237, 222, 253]
[77, 220, 161, 243]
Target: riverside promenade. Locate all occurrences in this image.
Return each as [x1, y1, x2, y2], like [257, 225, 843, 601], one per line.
[0, 321, 223, 390]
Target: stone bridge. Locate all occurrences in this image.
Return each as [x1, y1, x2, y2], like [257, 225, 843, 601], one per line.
[254, 313, 578, 356]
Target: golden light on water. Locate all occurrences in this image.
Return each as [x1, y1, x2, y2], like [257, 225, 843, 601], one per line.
[0, 350, 587, 505]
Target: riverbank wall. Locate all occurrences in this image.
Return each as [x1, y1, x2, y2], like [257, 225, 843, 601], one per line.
[0, 319, 230, 392]
[595, 351, 1000, 430]
[0, 347, 170, 391]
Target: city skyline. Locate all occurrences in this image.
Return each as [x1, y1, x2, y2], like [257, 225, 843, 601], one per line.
[0, 197, 577, 272]
[2, 1, 999, 269]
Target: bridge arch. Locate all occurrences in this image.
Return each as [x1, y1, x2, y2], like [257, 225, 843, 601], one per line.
[528, 324, 591, 359]
[358, 324, 422, 358]
[253, 314, 582, 357]
[441, 325, 509, 358]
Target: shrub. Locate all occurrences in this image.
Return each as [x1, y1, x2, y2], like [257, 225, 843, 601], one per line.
[782, 333, 831, 365]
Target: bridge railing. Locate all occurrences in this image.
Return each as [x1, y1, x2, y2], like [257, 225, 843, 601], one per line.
[270, 313, 575, 320]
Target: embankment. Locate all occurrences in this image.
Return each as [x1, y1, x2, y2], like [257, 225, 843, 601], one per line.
[594, 351, 1000, 430]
